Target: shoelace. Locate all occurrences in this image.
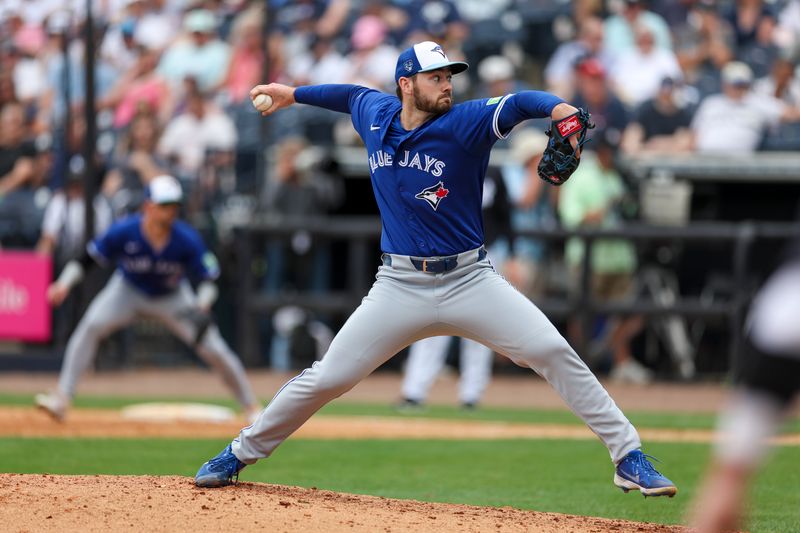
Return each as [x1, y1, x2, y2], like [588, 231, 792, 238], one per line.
[635, 453, 664, 477]
[208, 451, 241, 482]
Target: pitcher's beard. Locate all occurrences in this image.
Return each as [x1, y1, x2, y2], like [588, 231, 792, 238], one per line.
[413, 85, 452, 114]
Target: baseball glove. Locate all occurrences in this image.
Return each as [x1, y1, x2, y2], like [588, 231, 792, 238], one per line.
[537, 108, 594, 186]
[178, 307, 212, 347]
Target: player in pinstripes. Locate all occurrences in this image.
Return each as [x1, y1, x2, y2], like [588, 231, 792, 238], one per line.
[195, 41, 677, 497]
[35, 175, 260, 423]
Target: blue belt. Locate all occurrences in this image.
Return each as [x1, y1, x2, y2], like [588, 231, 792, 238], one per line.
[408, 246, 487, 273]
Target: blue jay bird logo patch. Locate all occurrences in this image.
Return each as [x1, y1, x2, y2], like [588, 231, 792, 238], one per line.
[431, 45, 446, 59]
[415, 181, 449, 211]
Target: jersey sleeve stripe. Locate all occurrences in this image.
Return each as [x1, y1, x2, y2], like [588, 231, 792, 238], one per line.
[492, 94, 514, 140]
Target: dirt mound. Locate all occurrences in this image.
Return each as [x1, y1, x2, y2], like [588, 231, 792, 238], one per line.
[0, 474, 689, 533]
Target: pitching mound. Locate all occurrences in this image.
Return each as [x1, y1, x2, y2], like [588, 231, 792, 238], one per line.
[0, 474, 688, 532]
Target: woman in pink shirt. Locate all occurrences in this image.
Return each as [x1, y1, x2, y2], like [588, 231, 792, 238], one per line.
[219, 8, 267, 104]
[102, 46, 172, 129]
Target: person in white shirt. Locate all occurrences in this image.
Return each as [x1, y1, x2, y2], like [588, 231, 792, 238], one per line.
[610, 24, 683, 108]
[691, 61, 800, 153]
[157, 80, 237, 181]
[37, 169, 113, 264]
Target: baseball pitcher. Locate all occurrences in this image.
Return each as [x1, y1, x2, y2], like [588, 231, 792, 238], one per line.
[195, 41, 677, 498]
[35, 175, 260, 422]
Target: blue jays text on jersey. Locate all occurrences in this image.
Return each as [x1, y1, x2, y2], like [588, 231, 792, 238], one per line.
[87, 214, 220, 296]
[294, 85, 563, 256]
[368, 150, 446, 177]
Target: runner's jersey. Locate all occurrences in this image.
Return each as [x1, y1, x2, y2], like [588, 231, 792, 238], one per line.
[88, 214, 220, 296]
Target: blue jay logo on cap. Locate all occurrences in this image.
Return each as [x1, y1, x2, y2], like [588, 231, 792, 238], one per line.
[431, 45, 446, 58]
[404, 59, 414, 72]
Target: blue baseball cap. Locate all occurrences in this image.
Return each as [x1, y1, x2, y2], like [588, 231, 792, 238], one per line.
[394, 41, 469, 83]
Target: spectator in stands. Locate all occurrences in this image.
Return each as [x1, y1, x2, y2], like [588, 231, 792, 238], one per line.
[724, 0, 780, 78]
[262, 136, 342, 293]
[393, 0, 468, 48]
[218, 5, 264, 106]
[261, 137, 342, 369]
[344, 15, 399, 92]
[0, 71, 15, 111]
[753, 53, 800, 150]
[0, 102, 44, 247]
[776, 0, 800, 52]
[691, 61, 800, 153]
[603, 0, 672, 57]
[275, 0, 348, 75]
[0, 102, 37, 201]
[501, 129, 559, 298]
[10, 25, 47, 115]
[306, 0, 352, 41]
[130, 0, 180, 53]
[102, 44, 173, 130]
[753, 53, 800, 106]
[43, 19, 118, 128]
[545, 16, 609, 100]
[157, 78, 237, 186]
[647, 0, 694, 28]
[105, 111, 168, 217]
[571, 57, 630, 147]
[559, 132, 651, 385]
[37, 156, 113, 264]
[620, 77, 694, 155]
[157, 8, 231, 93]
[610, 23, 683, 108]
[286, 35, 349, 87]
[47, 113, 107, 193]
[99, 16, 141, 74]
[474, 55, 525, 101]
[674, 0, 735, 98]
[724, 0, 778, 53]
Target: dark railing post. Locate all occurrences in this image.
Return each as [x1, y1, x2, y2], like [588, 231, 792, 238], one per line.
[728, 223, 755, 378]
[577, 235, 595, 358]
[350, 237, 369, 294]
[237, 227, 258, 366]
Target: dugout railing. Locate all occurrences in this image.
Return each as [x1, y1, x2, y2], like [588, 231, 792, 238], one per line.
[233, 217, 799, 377]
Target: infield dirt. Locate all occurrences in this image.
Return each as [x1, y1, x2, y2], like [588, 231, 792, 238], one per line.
[0, 369, 761, 532]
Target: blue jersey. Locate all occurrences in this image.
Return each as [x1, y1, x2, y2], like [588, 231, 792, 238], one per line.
[87, 214, 220, 296]
[295, 84, 562, 256]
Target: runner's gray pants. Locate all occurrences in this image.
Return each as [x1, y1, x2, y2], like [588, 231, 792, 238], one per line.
[57, 272, 256, 408]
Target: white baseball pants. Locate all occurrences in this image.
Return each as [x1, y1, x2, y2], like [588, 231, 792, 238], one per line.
[401, 335, 492, 405]
[56, 272, 256, 409]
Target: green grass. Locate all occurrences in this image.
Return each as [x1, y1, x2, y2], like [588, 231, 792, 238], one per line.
[1, 437, 799, 531]
[4, 392, 799, 432]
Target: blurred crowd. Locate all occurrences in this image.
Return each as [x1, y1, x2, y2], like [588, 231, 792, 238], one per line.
[2, 0, 800, 245]
[2, 0, 800, 376]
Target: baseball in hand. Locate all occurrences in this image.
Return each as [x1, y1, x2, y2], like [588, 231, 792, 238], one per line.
[252, 93, 273, 112]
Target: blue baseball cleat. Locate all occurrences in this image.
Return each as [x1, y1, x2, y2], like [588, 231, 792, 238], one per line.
[195, 444, 247, 488]
[614, 450, 677, 498]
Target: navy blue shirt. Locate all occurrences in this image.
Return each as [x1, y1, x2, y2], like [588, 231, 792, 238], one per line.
[295, 84, 562, 256]
[88, 214, 220, 296]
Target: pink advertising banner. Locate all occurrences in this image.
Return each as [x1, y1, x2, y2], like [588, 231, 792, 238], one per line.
[0, 252, 52, 342]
